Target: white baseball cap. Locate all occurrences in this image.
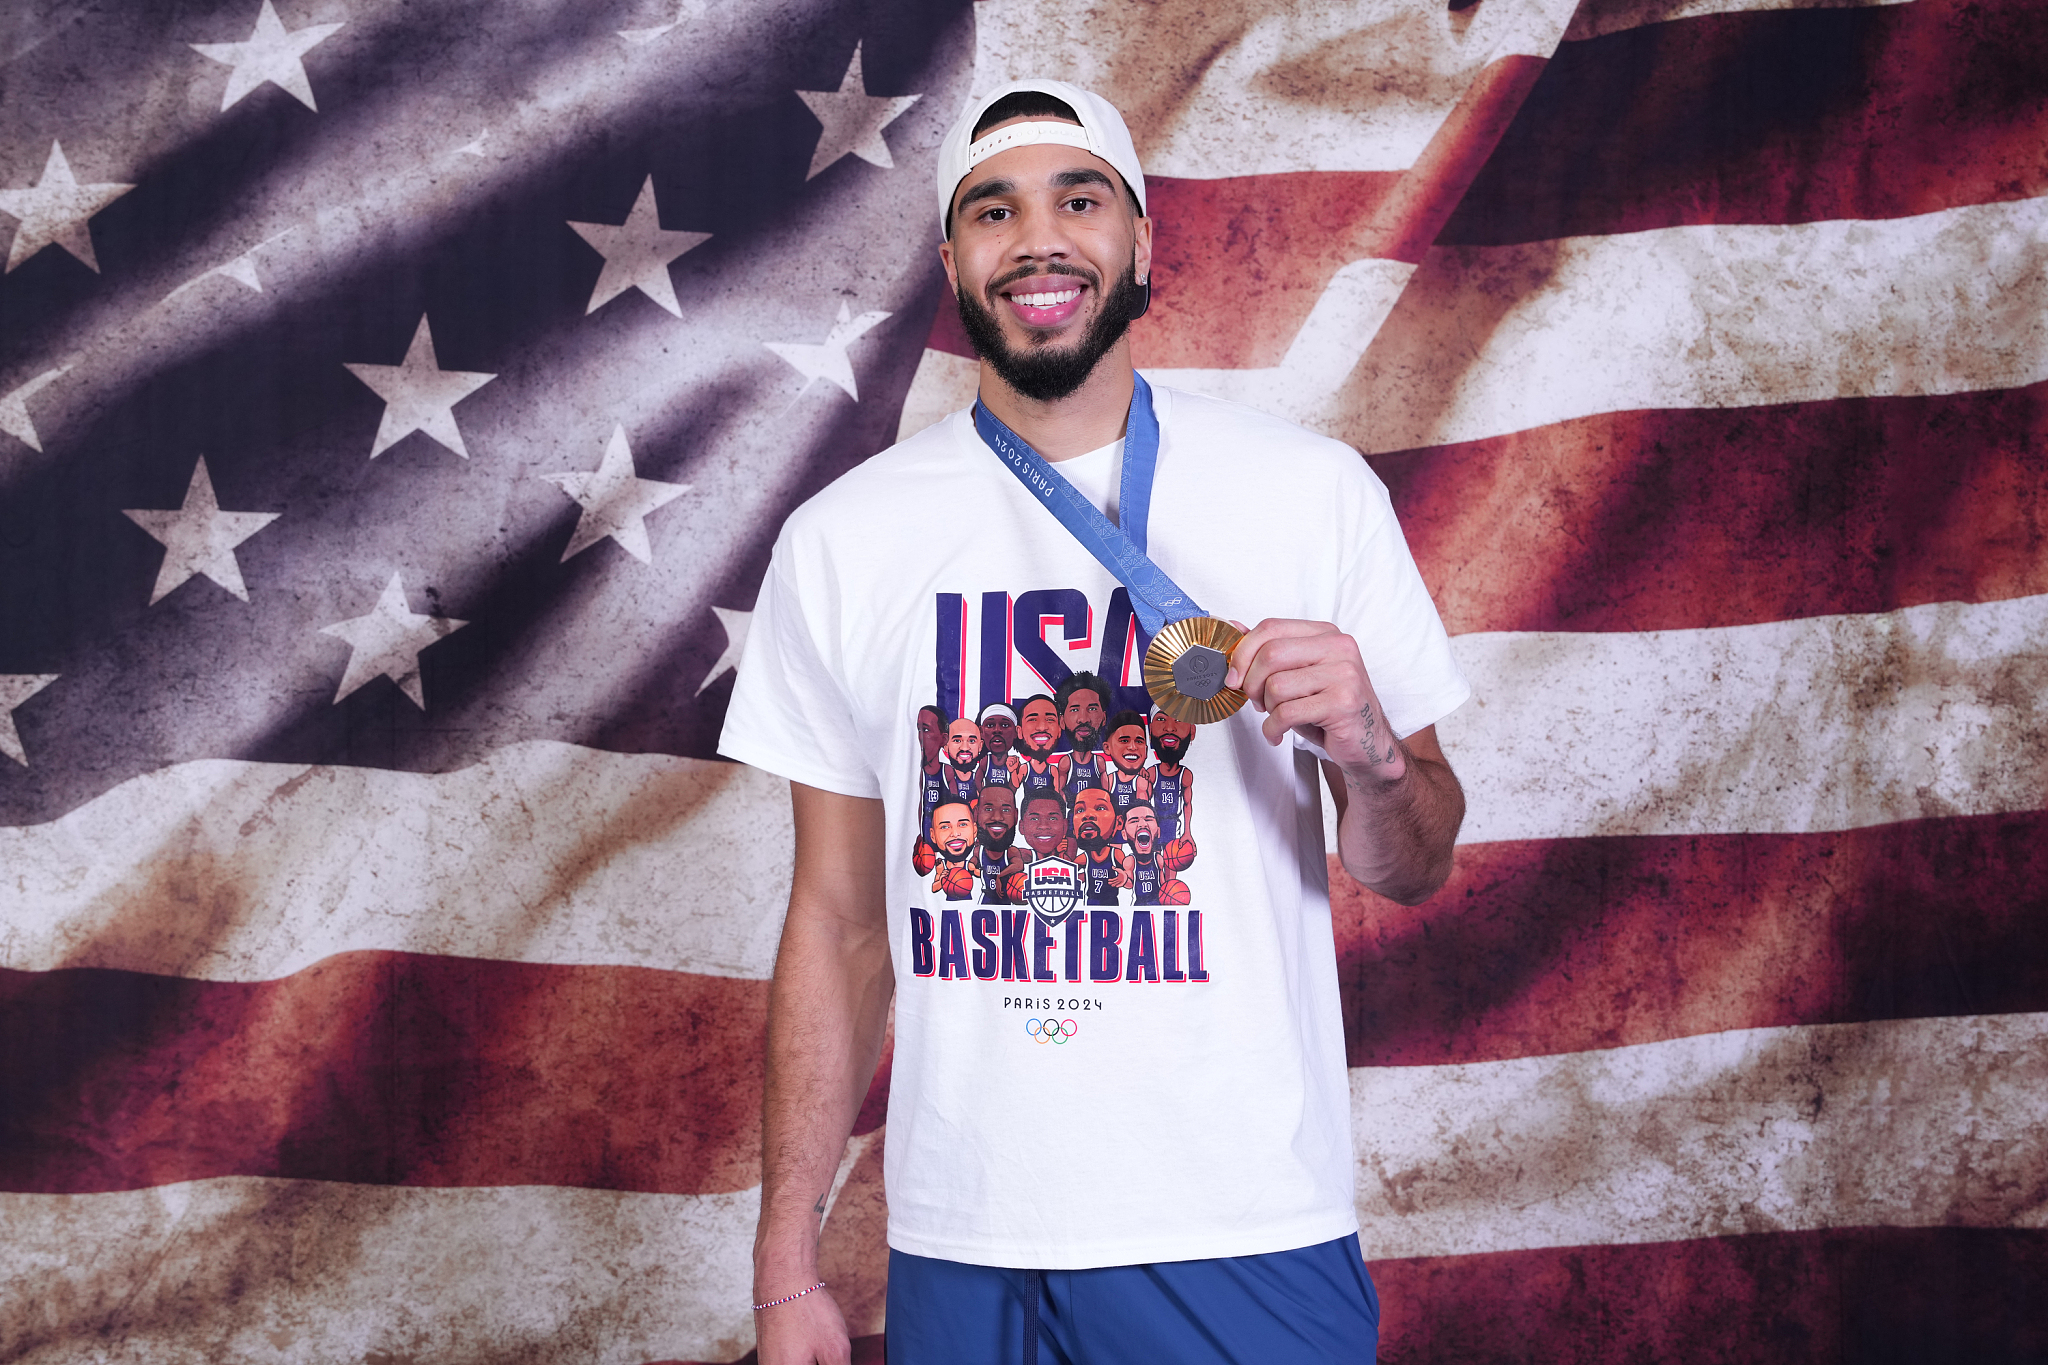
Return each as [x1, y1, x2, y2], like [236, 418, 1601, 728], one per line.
[935, 79, 1147, 237]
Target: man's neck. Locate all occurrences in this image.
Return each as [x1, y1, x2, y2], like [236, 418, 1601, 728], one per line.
[977, 340, 1136, 462]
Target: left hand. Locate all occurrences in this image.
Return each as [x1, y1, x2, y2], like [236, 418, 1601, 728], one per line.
[1224, 618, 1406, 784]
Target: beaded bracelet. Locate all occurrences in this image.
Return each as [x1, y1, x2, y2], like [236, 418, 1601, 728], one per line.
[752, 1281, 826, 1312]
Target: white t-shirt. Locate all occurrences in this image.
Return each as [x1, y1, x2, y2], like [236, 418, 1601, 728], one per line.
[720, 384, 1470, 1269]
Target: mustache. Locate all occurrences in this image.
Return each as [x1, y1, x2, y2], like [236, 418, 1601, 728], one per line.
[985, 261, 1095, 302]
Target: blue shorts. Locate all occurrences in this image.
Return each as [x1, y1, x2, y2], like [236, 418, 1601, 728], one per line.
[884, 1234, 1380, 1365]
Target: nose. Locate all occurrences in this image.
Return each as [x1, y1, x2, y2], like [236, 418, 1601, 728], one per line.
[1009, 197, 1077, 264]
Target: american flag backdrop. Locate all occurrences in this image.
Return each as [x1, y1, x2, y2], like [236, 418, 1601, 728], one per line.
[2, 0, 2045, 1359]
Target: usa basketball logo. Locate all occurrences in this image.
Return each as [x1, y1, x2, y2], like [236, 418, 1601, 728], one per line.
[1024, 857, 1083, 926]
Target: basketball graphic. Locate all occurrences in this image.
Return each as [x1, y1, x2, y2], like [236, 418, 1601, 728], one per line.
[938, 863, 975, 898]
[912, 837, 937, 875]
[1159, 836, 1197, 872]
[1005, 868, 1029, 902]
[1024, 857, 1083, 926]
[1158, 878, 1191, 905]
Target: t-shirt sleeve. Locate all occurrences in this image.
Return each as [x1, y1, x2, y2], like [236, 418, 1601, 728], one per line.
[717, 537, 881, 799]
[1327, 458, 1471, 741]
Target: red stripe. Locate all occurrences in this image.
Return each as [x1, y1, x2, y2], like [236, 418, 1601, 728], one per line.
[1369, 379, 2048, 636]
[1375, 1228, 2048, 1365]
[0, 953, 766, 1196]
[1444, 0, 2048, 246]
[1335, 810, 2048, 1068]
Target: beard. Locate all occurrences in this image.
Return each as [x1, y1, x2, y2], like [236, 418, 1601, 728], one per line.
[1067, 725, 1099, 754]
[1151, 736, 1187, 765]
[1019, 734, 1057, 760]
[1074, 825, 1109, 852]
[956, 261, 1146, 403]
[978, 825, 1016, 853]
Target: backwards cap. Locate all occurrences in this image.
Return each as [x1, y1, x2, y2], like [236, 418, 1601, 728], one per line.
[935, 79, 1147, 236]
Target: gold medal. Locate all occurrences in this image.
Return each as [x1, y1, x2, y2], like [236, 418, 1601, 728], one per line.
[1143, 617, 1247, 725]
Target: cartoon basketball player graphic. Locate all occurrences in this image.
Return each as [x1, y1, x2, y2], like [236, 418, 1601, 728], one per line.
[1148, 705, 1198, 874]
[975, 703, 1023, 789]
[942, 718, 983, 804]
[1120, 800, 1187, 906]
[1010, 787, 1072, 905]
[913, 703, 947, 876]
[928, 798, 977, 901]
[1014, 694, 1062, 802]
[1054, 671, 1111, 802]
[971, 782, 1024, 904]
[1102, 710, 1154, 816]
[1070, 785, 1126, 907]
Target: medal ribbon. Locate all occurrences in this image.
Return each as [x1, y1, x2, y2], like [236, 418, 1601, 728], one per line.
[972, 373, 1204, 637]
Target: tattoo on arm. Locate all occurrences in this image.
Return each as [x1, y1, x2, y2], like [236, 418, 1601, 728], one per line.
[1344, 702, 1403, 788]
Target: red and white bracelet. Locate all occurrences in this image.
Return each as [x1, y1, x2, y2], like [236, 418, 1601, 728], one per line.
[752, 1281, 825, 1312]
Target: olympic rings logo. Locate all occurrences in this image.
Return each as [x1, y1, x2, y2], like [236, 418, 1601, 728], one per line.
[1026, 1018, 1078, 1045]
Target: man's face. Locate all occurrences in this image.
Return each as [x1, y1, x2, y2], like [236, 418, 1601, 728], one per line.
[1071, 788, 1118, 851]
[939, 129, 1154, 404]
[980, 712, 1016, 757]
[945, 719, 982, 770]
[974, 785, 1017, 850]
[1061, 687, 1105, 752]
[1018, 699, 1060, 760]
[1107, 722, 1148, 775]
[1021, 795, 1066, 855]
[931, 802, 974, 860]
[917, 708, 943, 764]
[1150, 710, 1194, 765]
[1123, 805, 1158, 855]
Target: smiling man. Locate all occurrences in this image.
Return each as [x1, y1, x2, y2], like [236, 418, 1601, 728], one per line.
[723, 79, 1471, 1365]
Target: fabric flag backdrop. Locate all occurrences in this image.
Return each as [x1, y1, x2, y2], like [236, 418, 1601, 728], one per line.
[2, 0, 2043, 1359]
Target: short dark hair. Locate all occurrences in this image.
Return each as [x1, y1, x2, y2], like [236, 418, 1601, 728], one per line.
[1055, 671, 1110, 719]
[1105, 709, 1147, 738]
[1018, 692, 1057, 716]
[949, 91, 1144, 236]
[1021, 788, 1068, 816]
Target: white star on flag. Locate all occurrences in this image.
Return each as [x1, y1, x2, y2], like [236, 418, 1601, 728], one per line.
[542, 424, 691, 564]
[0, 142, 135, 274]
[795, 43, 920, 180]
[121, 457, 281, 604]
[190, 0, 344, 112]
[0, 674, 59, 767]
[0, 367, 70, 451]
[320, 572, 468, 708]
[765, 300, 893, 401]
[343, 315, 496, 459]
[567, 177, 711, 318]
[696, 606, 751, 694]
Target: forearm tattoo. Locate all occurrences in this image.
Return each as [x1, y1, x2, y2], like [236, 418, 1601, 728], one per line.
[1346, 701, 1401, 788]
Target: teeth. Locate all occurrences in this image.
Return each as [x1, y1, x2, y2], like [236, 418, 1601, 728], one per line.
[1012, 288, 1081, 308]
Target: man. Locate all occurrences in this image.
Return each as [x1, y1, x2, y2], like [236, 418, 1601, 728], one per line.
[977, 702, 1023, 789]
[927, 798, 977, 902]
[1100, 709, 1152, 816]
[1068, 785, 1126, 907]
[1017, 786, 1071, 867]
[1053, 670, 1110, 802]
[940, 717, 982, 804]
[1013, 693, 1062, 802]
[1118, 799, 1171, 906]
[1146, 704, 1195, 844]
[723, 78, 1468, 1365]
[971, 782, 1025, 904]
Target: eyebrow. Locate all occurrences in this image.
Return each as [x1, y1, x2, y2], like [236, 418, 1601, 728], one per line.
[954, 167, 1118, 216]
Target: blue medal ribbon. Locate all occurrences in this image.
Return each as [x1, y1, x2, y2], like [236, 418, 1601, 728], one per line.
[972, 373, 1205, 637]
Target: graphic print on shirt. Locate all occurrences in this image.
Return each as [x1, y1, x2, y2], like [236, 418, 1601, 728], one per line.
[907, 587, 1208, 987]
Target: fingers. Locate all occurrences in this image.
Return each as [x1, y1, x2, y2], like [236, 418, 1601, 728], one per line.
[1223, 617, 1335, 691]
[1231, 626, 1365, 714]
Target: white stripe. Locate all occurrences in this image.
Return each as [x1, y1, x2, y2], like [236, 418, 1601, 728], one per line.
[1566, 0, 1913, 44]
[972, 0, 1578, 178]
[1443, 595, 2048, 845]
[0, 741, 791, 982]
[1355, 1011, 2048, 1260]
[7, 1013, 2034, 1358]
[0, 1180, 762, 1365]
[897, 347, 979, 442]
[1150, 196, 2048, 451]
